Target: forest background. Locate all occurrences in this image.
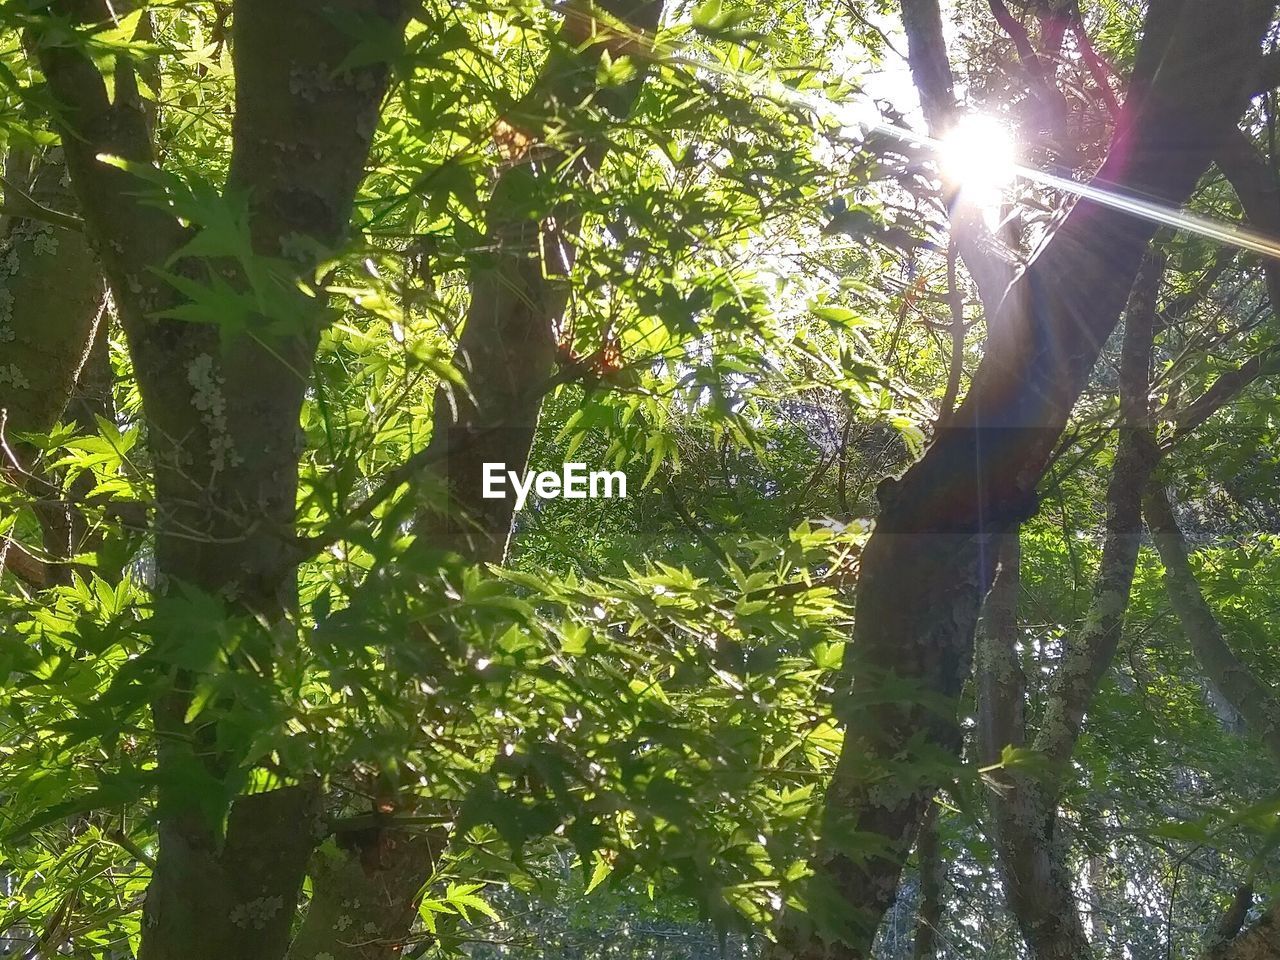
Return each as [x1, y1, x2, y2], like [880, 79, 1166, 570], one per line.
[2, 1, 1280, 960]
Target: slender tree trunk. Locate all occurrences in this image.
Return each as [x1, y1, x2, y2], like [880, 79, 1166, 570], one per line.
[977, 530, 1092, 960]
[980, 254, 1160, 960]
[0, 154, 106, 446]
[979, 430, 1151, 960]
[977, 526, 1094, 960]
[1142, 484, 1280, 765]
[415, 0, 664, 562]
[899, 0, 1016, 317]
[911, 804, 942, 960]
[289, 3, 665, 953]
[0, 151, 108, 587]
[1031, 255, 1161, 774]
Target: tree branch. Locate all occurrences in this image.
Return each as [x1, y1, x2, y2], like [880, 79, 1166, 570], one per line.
[1, 538, 49, 589]
[1171, 344, 1280, 440]
[1070, 13, 1121, 119]
[1216, 129, 1280, 313]
[0, 175, 85, 232]
[666, 481, 732, 568]
[988, 0, 1070, 127]
[936, 242, 966, 425]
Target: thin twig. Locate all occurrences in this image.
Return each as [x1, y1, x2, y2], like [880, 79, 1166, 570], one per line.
[0, 175, 85, 233]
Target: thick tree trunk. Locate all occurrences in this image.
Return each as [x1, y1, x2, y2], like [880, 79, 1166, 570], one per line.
[769, 4, 1275, 956]
[140, 788, 323, 960]
[285, 826, 448, 960]
[35, 3, 408, 958]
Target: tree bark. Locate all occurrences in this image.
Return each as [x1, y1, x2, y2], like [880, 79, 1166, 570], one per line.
[290, 2, 664, 953]
[1031, 255, 1161, 775]
[1142, 483, 1280, 765]
[911, 804, 942, 960]
[1209, 899, 1280, 960]
[34, 2, 409, 958]
[285, 824, 448, 960]
[415, 0, 664, 563]
[0, 152, 109, 585]
[0, 154, 106, 444]
[1208, 887, 1257, 960]
[977, 530, 1093, 960]
[1216, 129, 1280, 313]
[979, 255, 1161, 960]
[769, 3, 1276, 956]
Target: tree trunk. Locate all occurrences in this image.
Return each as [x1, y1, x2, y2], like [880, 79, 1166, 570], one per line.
[1209, 900, 1280, 960]
[0, 154, 106, 445]
[1142, 483, 1280, 765]
[769, 3, 1276, 955]
[285, 825, 448, 960]
[35, 2, 409, 958]
[978, 415, 1157, 960]
[899, 0, 1016, 317]
[911, 804, 942, 960]
[977, 531, 1095, 960]
[415, 0, 664, 563]
[1031, 255, 1161, 775]
[0, 152, 108, 586]
[290, 2, 665, 954]
[981, 254, 1160, 960]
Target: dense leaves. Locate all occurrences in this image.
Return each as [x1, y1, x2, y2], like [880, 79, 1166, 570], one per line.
[0, 1, 1279, 959]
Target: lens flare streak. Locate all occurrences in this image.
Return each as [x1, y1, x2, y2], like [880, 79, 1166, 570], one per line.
[650, 37, 1280, 261]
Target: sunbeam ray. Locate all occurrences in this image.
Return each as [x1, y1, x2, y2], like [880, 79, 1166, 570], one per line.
[582, 7, 1280, 261]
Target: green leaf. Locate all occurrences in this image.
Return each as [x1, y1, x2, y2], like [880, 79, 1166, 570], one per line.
[585, 854, 612, 895]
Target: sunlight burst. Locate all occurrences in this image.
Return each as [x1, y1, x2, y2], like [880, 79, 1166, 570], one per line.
[939, 114, 1018, 200]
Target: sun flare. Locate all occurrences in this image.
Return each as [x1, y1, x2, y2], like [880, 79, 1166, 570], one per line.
[939, 114, 1018, 200]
